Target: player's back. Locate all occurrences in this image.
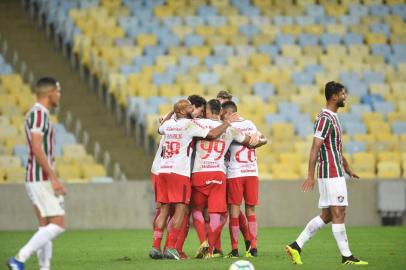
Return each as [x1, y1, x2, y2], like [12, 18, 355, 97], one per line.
[159, 118, 209, 177]
[227, 119, 258, 178]
[193, 118, 243, 174]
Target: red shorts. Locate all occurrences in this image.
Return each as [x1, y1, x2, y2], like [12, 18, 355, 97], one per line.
[227, 176, 259, 206]
[156, 173, 191, 204]
[151, 173, 159, 202]
[191, 172, 227, 213]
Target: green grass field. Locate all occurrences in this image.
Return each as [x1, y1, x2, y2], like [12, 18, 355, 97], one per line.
[1, 227, 405, 270]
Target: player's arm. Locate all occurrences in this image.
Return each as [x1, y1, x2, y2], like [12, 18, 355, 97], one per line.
[205, 113, 239, 139]
[343, 155, 359, 179]
[250, 132, 267, 148]
[159, 110, 174, 124]
[31, 132, 66, 195]
[301, 137, 324, 192]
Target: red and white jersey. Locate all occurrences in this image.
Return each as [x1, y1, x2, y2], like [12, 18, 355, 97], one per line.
[151, 136, 164, 175]
[24, 102, 54, 182]
[192, 118, 245, 174]
[158, 118, 210, 177]
[226, 119, 258, 179]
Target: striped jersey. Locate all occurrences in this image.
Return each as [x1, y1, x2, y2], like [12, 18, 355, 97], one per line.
[313, 108, 344, 179]
[24, 103, 54, 182]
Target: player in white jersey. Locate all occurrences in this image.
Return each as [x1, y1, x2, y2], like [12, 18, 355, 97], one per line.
[221, 101, 267, 258]
[150, 99, 237, 260]
[7, 78, 66, 270]
[191, 99, 263, 259]
[150, 95, 207, 259]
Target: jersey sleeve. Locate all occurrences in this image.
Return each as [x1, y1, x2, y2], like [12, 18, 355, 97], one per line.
[189, 119, 210, 138]
[313, 116, 332, 140]
[229, 127, 245, 143]
[158, 121, 166, 135]
[27, 109, 47, 135]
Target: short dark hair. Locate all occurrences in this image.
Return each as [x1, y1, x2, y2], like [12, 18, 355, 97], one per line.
[325, 81, 345, 100]
[188, 95, 206, 108]
[36, 77, 58, 89]
[221, 100, 237, 112]
[216, 90, 232, 100]
[207, 99, 221, 115]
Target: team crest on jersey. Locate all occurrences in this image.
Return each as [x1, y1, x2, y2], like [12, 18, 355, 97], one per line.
[337, 195, 345, 203]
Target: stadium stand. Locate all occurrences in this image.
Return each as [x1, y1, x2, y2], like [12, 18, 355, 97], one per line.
[0, 52, 112, 183]
[30, 0, 406, 180]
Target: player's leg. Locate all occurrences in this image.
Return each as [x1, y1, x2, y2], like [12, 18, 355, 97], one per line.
[165, 203, 186, 260]
[213, 212, 227, 257]
[31, 206, 52, 270]
[205, 180, 227, 258]
[226, 178, 244, 257]
[243, 176, 259, 257]
[175, 207, 191, 259]
[330, 206, 368, 265]
[151, 203, 170, 258]
[238, 210, 250, 250]
[191, 189, 208, 244]
[15, 211, 65, 266]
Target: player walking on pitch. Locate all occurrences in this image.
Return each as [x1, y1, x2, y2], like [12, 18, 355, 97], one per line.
[285, 81, 368, 266]
[7, 78, 66, 270]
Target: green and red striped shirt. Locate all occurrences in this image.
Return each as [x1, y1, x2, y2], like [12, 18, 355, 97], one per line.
[313, 108, 344, 179]
[24, 103, 54, 182]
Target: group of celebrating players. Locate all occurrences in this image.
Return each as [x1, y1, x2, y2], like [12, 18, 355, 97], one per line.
[149, 90, 267, 260]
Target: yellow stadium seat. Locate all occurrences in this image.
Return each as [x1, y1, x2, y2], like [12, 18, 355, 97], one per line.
[281, 45, 302, 58]
[367, 122, 391, 135]
[271, 123, 295, 141]
[282, 25, 302, 37]
[0, 155, 21, 168]
[156, 55, 177, 68]
[172, 25, 194, 39]
[206, 36, 228, 46]
[81, 164, 106, 179]
[218, 5, 239, 16]
[353, 152, 376, 165]
[326, 45, 347, 58]
[362, 112, 384, 124]
[137, 84, 159, 98]
[303, 24, 324, 35]
[181, 83, 205, 96]
[365, 33, 387, 45]
[303, 46, 323, 58]
[154, 5, 174, 17]
[158, 104, 174, 116]
[282, 5, 304, 16]
[259, 25, 279, 37]
[160, 84, 182, 97]
[189, 46, 211, 59]
[378, 151, 401, 163]
[279, 152, 304, 164]
[218, 25, 239, 38]
[0, 168, 5, 182]
[377, 161, 401, 179]
[5, 166, 25, 183]
[228, 15, 249, 27]
[349, 25, 369, 36]
[326, 24, 347, 35]
[228, 36, 249, 46]
[56, 164, 82, 180]
[352, 162, 376, 179]
[168, 47, 188, 58]
[250, 53, 271, 67]
[63, 144, 87, 157]
[258, 162, 272, 180]
[271, 163, 300, 180]
[136, 34, 157, 47]
[252, 34, 275, 46]
[387, 112, 406, 123]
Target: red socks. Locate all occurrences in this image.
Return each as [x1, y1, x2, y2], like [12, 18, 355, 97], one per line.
[152, 227, 163, 250]
[208, 213, 222, 253]
[167, 227, 180, 250]
[176, 213, 190, 252]
[229, 217, 240, 250]
[239, 211, 249, 241]
[247, 215, 257, 248]
[192, 209, 207, 243]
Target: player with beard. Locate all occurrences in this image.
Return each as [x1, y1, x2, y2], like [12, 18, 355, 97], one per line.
[285, 82, 368, 266]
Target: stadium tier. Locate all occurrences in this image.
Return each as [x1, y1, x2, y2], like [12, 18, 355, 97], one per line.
[33, 0, 406, 180]
[0, 53, 111, 183]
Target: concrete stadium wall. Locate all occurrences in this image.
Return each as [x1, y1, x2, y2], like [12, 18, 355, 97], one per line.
[0, 180, 400, 231]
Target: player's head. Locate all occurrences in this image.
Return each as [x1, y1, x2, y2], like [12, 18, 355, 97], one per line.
[174, 99, 193, 118]
[325, 81, 346, 108]
[188, 94, 206, 118]
[35, 77, 61, 107]
[220, 100, 237, 120]
[206, 99, 221, 119]
[216, 90, 232, 104]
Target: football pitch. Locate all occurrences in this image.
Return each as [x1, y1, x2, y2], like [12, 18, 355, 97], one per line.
[1, 227, 405, 270]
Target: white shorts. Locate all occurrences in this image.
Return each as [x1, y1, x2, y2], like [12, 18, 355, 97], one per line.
[25, 181, 65, 217]
[318, 177, 348, 208]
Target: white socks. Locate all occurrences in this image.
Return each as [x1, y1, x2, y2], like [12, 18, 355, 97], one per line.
[332, 223, 352, 257]
[17, 223, 64, 263]
[296, 216, 326, 248]
[36, 227, 53, 270]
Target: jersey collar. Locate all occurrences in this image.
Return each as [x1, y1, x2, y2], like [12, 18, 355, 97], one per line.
[34, 102, 50, 114]
[322, 108, 337, 116]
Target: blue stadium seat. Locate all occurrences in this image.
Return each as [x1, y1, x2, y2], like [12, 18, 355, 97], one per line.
[204, 55, 226, 69]
[198, 72, 219, 86]
[373, 101, 395, 116]
[198, 5, 218, 17]
[180, 56, 200, 68]
[163, 16, 183, 28]
[392, 121, 406, 135]
[184, 34, 205, 47]
[343, 33, 364, 46]
[364, 71, 385, 84]
[185, 16, 205, 28]
[264, 114, 287, 126]
[239, 25, 260, 39]
[152, 73, 175, 86]
[273, 16, 294, 26]
[343, 121, 367, 136]
[258, 44, 280, 58]
[206, 16, 227, 27]
[253, 83, 275, 102]
[320, 33, 341, 48]
[370, 23, 391, 38]
[214, 45, 235, 57]
[295, 16, 316, 26]
[305, 5, 325, 18]
[299, 34, 319, 47]
[292, 72, 314, 86]
[369, 4, 390, 17]
[345, 141, 366, 155]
